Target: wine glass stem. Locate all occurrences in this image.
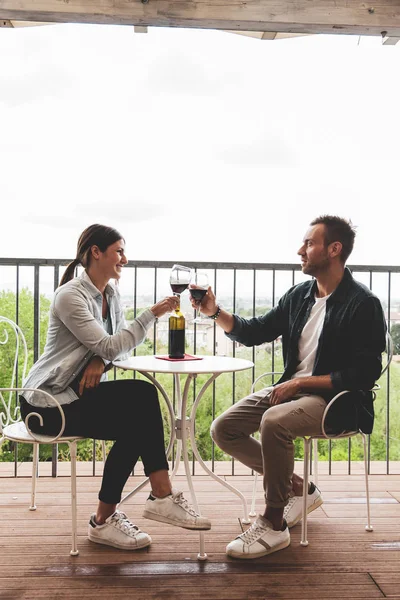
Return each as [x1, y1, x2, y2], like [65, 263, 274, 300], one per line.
[174, 293, 181, 313]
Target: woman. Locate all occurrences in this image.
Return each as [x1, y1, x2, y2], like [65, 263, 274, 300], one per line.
[20, 224, 210, 551]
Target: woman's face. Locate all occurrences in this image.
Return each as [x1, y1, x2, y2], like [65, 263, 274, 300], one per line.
[98, 239, 127, 281]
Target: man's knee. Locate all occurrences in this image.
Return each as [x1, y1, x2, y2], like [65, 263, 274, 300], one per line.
[210, 413, 232, 447]
[210, 414, 223, 444]
[261, 408, 288, 439]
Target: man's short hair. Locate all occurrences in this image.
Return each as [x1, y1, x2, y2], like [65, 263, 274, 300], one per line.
[310, 215, 356, 263]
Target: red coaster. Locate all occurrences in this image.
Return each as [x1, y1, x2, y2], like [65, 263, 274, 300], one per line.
[155, 354, 203, 362]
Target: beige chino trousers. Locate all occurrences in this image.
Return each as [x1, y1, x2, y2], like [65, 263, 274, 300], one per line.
[211, 388, 327, 508]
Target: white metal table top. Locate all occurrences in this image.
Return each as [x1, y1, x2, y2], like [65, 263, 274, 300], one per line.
[113, 354, 254, 375]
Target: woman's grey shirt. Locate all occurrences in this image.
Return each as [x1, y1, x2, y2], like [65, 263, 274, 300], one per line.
[23, 271, 156, 407]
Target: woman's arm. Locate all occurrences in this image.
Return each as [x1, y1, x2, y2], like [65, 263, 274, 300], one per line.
[55, 287, 179, 361]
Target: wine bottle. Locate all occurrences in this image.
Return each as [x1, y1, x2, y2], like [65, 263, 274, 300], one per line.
[169, 305, 185, 359]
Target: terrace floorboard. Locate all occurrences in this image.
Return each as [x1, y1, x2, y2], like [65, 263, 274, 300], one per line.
[1, 462, 400, 599]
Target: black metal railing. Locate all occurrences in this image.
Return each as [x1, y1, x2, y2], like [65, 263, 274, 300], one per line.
[1, 257, 399, 476]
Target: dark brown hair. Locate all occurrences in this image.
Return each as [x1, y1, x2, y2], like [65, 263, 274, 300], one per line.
[310, 215, 356, 264]
[60, 224, 124, 286]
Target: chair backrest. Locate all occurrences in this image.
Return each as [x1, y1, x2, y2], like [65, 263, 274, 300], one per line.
[321, 329, 393, 437]
[251, 371, 283, 394]
[0, 316, 28, 433]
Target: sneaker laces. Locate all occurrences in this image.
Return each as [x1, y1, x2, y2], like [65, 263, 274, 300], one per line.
[110, 511, 141, 536]
[172, 491, 199, 517]
[283, 495, 297, 516]
[239, 520, 269, 545]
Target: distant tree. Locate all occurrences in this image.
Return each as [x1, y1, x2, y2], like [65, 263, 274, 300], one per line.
[124, 307, 136, 322]
[391, 322, 400, 355]
[0, 289, 51, 462]
[0, 289, 51, 387]
[1, 289, 399, 465]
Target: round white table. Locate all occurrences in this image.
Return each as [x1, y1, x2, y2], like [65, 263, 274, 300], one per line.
[113, 354, 254, 560]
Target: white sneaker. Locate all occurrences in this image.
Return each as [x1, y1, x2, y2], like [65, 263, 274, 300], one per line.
[88, 510, 152, 550]
[226, 516, 290, 559]
[284, 483, 323, 528]
[143, 489, 211, 530]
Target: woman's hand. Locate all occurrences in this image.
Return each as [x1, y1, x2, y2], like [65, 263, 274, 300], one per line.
[150, 295, 180, 318]
[189, 286, 218, 317]
[79, 356, 106, 396]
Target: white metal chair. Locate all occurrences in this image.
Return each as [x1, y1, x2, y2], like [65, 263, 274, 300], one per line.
[0, 316, 106, 556]
[249, 332, 393, 546]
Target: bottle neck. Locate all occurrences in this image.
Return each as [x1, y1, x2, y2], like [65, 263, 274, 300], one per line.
[174, 297, 182, 316]
[169, 304, 185, 330]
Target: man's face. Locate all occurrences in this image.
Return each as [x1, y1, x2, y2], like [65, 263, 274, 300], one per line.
[297, 224, 330, 276]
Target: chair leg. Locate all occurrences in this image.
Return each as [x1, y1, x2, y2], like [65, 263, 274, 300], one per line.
[312, 438, 318, 487]
[29, 444, 39, 511]
[361, 433, 373, 532]
[249, 472, 258, 517]
[301, 438, 311, 546]
[69, 441, 79, 556]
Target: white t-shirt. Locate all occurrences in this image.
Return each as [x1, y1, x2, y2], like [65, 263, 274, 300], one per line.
[292, 294, 331, 379]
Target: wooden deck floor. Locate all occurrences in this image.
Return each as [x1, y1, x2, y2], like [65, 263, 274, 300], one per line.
[2, 462, 400, 600]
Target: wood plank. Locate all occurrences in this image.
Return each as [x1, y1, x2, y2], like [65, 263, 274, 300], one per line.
[1, 470, 400, 599]
[0, 584, 383, 599]
[0, 0, 399, 37]
[0, 590, 384, 600]
[0, 573, 378, 588]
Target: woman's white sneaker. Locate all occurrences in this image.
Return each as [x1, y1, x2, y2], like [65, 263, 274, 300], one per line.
[284, 482, 323, 528]
[226, 516, 290, 559]
[88, 510, 152, 550]
[143, 489, 211, 530]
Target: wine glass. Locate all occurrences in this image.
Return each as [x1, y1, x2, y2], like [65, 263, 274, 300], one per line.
[190, 271, 209, 324]
[169, 264, 192, 298]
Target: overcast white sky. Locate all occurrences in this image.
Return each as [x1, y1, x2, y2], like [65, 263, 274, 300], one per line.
[0, 24, 399, 266]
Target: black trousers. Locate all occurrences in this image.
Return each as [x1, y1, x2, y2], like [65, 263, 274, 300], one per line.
[20, 379, 169, 504]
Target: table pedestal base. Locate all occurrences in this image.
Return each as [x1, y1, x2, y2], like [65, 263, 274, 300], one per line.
[118, 367, 252, 560]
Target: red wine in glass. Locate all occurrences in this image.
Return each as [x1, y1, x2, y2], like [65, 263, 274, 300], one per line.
[169, 264, 192, 300]
[190, 272, 209, 323]
[190, 288, 207, 302]
[171, 283, 189, 295]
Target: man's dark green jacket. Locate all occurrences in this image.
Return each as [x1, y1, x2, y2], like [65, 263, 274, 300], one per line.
[226, 267, 387, 433]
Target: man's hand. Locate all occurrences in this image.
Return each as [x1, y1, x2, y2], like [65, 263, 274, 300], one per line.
[189, 286, 218, 317]
[79, 356, 106, 396]
[269, 379, 301, 405]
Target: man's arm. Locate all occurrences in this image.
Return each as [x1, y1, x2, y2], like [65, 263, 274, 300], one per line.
[191, 286, 285, 345]
[270, 296, 386, 404]
[330, 296, 386, 392]
[206, 306, 236, 334]
[268, 375, 333, 405]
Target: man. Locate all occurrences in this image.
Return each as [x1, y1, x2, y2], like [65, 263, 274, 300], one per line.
[190, 215, 386, 559]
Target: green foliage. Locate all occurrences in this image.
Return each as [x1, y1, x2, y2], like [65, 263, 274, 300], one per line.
[125, 308, 136, 322]
[391, 323, 400, 354]
[1, 290, 399, 467]
[1, 289, 51, 463]
[238, 306, 271, 318]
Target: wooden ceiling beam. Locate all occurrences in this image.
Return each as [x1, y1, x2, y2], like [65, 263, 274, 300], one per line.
[0, 0, 400, 37]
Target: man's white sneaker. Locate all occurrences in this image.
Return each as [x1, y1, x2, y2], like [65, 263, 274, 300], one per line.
[284, 482, 323, 528]
[88, 510, 152, 550]
[226, 516, 290, 559]
[143, 489, 211, 530]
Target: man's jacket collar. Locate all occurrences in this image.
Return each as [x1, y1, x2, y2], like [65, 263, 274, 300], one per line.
[304, 267, 353, 303]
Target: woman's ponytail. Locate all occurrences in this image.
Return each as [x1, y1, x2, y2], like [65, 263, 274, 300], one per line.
[60, 258, 80, 286]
